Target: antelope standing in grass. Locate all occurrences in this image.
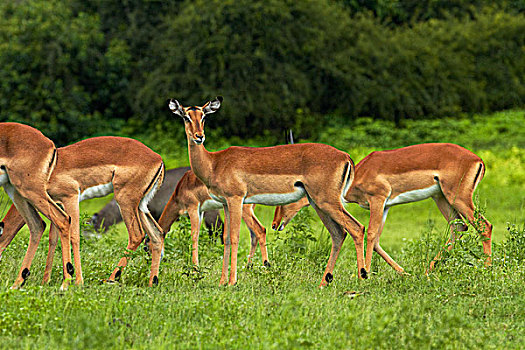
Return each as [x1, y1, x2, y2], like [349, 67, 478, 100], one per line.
[0, 123, 74, 289]
[168, 96, 366, 286]
[272, 143, 493, 274]
[158, 169, 268, 267]
[90, 167, 223, 236]
[0, 136, 165, 287]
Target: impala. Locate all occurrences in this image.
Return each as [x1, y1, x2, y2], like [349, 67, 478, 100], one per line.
[0, 136, 165, 287]
[90, 167, 222, 235]
[158, 169, 268, 267]
[272, 143, 493, 274]
[168, 96, 366, 286]
[0, 122, 73, 289]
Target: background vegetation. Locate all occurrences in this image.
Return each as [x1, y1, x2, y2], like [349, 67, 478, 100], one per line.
[0, 0, 524, 144]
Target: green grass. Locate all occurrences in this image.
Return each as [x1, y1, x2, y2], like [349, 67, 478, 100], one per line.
[0, 110, 524, 349]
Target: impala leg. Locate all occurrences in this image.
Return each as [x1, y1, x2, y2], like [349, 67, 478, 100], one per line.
[61, 197, 83, 285]
[226, 197, 243, 286]
[108, 206, 145, 282]
[370, 207, 406, 273]
[0, 204, 27, 259]
[157, 191, 181, 234]
[220, 204, 231, 286]
[310, 204, 345, 286]
[9, 192, 46, 289]
[188, 209, 202, 267]
[20, 189, 75, 290]
[241, 204, 269, 266]
[139, 210, 164, 286]
[453, 201, 492, 265]
[428, 195, 468, 272]
[364, 199, 386, 273]
[42, 223, 59, 284]
[365, 199, 405, 274]
[313, 199, 367, 283]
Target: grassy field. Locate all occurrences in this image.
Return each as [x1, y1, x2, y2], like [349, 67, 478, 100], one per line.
[0, 112, 524, 349]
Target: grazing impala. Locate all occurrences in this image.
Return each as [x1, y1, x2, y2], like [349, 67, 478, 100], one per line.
[0, 136, 165, 287]
[0, 122, 73, 289]
[272, 143, 493, 274]
[90, 167, 223, 235]
[168, 96, 366, 286]
[158, 169, 268, 267]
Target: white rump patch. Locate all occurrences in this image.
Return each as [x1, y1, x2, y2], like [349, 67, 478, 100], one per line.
[244, 187, 306, 206]
[79, 182, 114, 202]
[139, 167, 164, 213]
[386, 184, 441, 207]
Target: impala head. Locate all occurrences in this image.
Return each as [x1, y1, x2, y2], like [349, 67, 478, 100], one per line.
[168, 96, 223, 145]
[271, 200, 308, 231]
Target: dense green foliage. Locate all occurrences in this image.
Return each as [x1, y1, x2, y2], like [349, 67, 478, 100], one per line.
[0, 0, 130, 145]
[0, 0, 524, 144]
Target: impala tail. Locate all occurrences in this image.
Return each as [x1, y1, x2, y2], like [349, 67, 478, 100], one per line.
[140, 163, 165, 213]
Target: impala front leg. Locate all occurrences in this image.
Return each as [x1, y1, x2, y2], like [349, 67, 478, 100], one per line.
[226, 197, 243, 286]
[220, 204, 231, 286]
[188, 209, 202, 267]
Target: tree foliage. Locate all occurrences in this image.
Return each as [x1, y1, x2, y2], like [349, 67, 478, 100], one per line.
[0, 0, 130, 145]
[0, 0, 523, 144]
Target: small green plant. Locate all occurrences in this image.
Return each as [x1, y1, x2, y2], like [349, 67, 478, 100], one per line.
[499, 224, 525, 267]
[272, 207, 317, 261]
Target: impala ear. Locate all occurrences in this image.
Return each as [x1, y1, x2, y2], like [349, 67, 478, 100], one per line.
[168, 99, 185, 118]
[202, 96, 223, 114]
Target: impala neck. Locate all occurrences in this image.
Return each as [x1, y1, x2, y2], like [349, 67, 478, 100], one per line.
[187, 139, 213, 186]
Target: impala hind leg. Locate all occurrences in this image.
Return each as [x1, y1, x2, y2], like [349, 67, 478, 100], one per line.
[108, 205, 145, 282]
[0, 204, 27, 259]
[429, 195, 464, 266]
[439, 174, 493, 265]
[309, 197, 366, 286]
[60, 197, 83, 285]
[14, 185, 73, 288]
[42, 223, 59, 284]
[241, 204, 269, 266]
[9, 192, 46, 289]
[139, 210, 164, 286]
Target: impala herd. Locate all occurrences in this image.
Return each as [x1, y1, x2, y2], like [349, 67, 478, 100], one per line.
[0, 97, 492, 289]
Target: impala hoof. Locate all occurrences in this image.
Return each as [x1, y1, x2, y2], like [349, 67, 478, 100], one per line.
[360, 268, 368, 279]
[263, 260, 271, 268]
[66, 262, 74, 276]
[21, 268, 31, 280]
[325, 273, 333, 284]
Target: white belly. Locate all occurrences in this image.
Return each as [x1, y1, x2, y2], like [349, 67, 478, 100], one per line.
[386, 184, 441, 207]
[244, 187, 306, 206]
[200, 199, 223, 212]
[79, 182, 114, 202]
[0, 172, 9, 186]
